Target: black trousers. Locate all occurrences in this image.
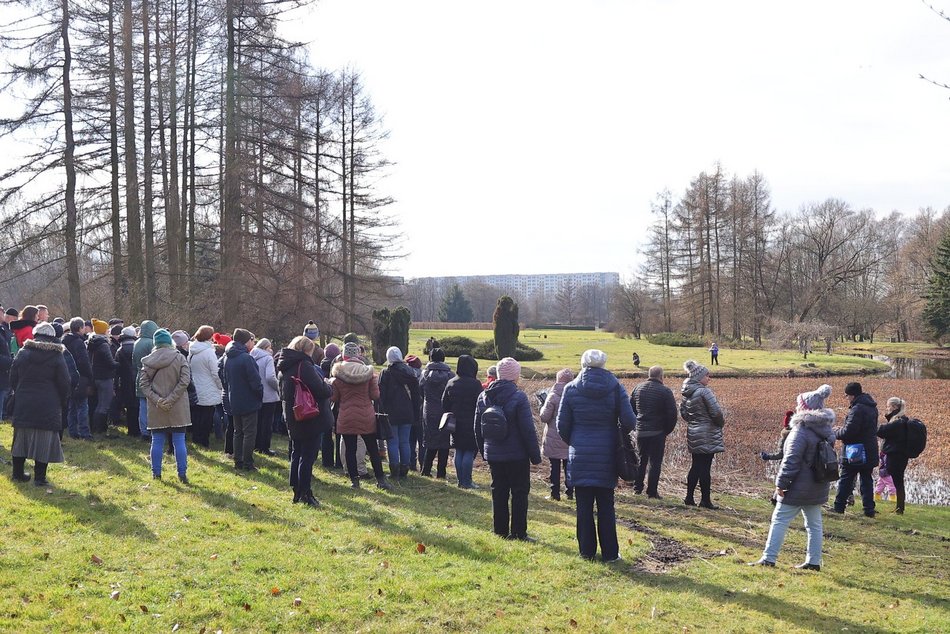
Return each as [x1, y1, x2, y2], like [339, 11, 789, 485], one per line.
[635, 434, 667, 496]
[317, 429, 336, 468]
[256, 402, 277, 451]
[887, 453, 908, 512]
[191, 405, 215, 447]
[686, 453, 715, 502]
[835, 463, 876, 514]
[124, 400, 140, 437]
[549, 458, 571, 497]
[342, 433, 385, 480]
[574, 486, 618, 561]
[290, 431, 320, 496]
[224, 415, 234, 455]
[488, 459, 531, 538]
[422, 447, 449, 478]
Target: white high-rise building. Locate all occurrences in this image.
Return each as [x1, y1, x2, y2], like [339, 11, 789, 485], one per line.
[415, 272, 620, 300]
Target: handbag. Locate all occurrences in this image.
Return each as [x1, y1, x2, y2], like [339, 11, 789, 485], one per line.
[291, 364, 319, 422]
[439, 411, 457, 434]
[376, 412, 393, 440]
[844, 443, 866, 465]
[613, 386, 639, 482]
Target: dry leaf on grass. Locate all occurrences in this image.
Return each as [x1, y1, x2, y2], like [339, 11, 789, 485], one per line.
[416, 543, 426, 554]
[90, 554, 103, 565]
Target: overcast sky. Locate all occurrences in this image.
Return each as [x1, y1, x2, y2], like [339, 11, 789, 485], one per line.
[283, 0, 950, 280]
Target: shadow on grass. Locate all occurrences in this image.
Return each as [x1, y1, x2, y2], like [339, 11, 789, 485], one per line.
[835, 575, 950, 613]
[22, 484, 158, 539]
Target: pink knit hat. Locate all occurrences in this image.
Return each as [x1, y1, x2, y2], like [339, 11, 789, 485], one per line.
[496, 357, 521, 381]
[555, 368, 574, 384]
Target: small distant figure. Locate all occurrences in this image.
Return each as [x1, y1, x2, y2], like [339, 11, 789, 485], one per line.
[874, 452, 895, 501]
[424, 336, 440, 356]
[709, 343, 719, 366]
[631, 352, 640, 368]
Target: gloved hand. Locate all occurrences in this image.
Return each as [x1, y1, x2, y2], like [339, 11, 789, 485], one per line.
[530, 456, 542, 466]
[760, 451, 769, 461]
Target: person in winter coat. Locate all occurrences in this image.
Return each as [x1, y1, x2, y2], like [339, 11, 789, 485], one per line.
[114, 327, 140, 437]
[223, 328, 264, 471]
[557, 350, 636, 562]
[11, 305, 39, 349]
[132, 320, 159, 439]
[442, 355, 483, 489]
[833, 382, 879, 517]
[540, 368, 574, 500]
[404, 354, 424, 469]
[330, 342, 391, 490]
[709, 342, 719, 366]
[188, 326, 223, 448]
[680, 360, 725, 509]
[251, 338, 280, 456]
[0, 306, 13, 419]
[63, 317, 94, 440]
[277, 336, 333, 507]
[482, 365, 497, 390]
[761, 410, 795, 462]
[319, 342, 341, 468]
[630, 365, 678, 499]
[139, 329, 192, 483]
[874, 451, 896, 501]
[9, 322, 71, 487]
[749, 385, 835, 571]
[87, 331, 118, 434]
[420, 348, 455, 478]
[475, 357, 541, 541]
[877, 396, 913, 515]
[378, 346, 422, 480]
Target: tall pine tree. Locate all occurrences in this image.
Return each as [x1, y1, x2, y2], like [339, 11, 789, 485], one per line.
[438, 284, 473, 322]
[922, 231, 950, 343]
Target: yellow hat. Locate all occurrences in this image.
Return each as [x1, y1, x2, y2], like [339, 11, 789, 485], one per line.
[91, 318, 109, 335]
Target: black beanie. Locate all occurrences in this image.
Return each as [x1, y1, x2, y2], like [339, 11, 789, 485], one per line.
[844, 382, 863, 397]
[232, 328, 254, 345]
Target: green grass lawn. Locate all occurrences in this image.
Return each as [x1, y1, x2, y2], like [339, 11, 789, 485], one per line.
[2, 427, 947, 632]
[408, 329, 888, 378]
[836, 340, 949, 357]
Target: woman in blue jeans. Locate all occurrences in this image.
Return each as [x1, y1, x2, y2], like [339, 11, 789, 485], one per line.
[442, 355, 483, 489]
[377, 347, 421, 480]
[750, 384, 835, 571]
[139, 329, 192, 483]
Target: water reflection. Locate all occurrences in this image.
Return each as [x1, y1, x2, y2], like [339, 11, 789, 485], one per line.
[852, 354, 950, 380]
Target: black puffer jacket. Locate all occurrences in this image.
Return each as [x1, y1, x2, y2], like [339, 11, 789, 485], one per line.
[10, 337, 71, 431]
[378, 361, 422, 426]
[877, 411, 910, 458]
[630, 377, 678, 438]
[115, 336, 137, 407]
[62, 332, 93, 396]
[421, 361, 455, 449]
[0, 323, 13, 391]
[441, 355, 483, 452]
[276, 348, 333, 436]
[836, 392, 879, 467]
[88, 334, 118, 380]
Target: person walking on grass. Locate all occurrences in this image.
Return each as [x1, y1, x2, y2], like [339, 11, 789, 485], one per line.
[680, 360, 725, 509]
[630, 365, 678, 499]
[539, 368, 574, 501]
[749, 384, 835, 571]
[442, 355, 483, 489]
[9, 322, 70, 487]
[331, 342, 392, 490]
[832, 382, 879, 518]
[140, 329, 192, 483]
[378, 346, 422, 481]
[557, 350, 636, 562]
[420, 348, 454, 479]
[476, 357, 541, 542]
[223, 328, 264, 472]
[277, 336, 333, 508]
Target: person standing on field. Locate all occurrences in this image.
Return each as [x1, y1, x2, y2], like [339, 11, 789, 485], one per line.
[630, 365, 678, 499]
[680, 360, 725, 509]
[223, 328, 264, 471]
[832, 382, 879, 517]
[139, 329, 192, 483]
[539, 368, 574, 501]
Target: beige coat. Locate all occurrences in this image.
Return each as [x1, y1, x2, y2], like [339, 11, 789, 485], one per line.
[330, 360, 379, 435]
[139, 347, 192, 430]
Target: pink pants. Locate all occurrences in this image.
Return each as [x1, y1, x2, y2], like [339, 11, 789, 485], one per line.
[875, 475, 896, 497]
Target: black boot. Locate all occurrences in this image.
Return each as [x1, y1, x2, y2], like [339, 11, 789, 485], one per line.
[292, 488, 301, 504]
[350, 476, 361, 489]
[302, 490, 321, 508]
[33, 462, 49, 487]
[399, 464, 409, 480]
[699, 496, 719, 510]
[11, 457, 30, 482]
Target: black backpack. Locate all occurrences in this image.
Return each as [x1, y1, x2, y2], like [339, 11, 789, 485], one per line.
[480, 393, 509, 441]
[904, 418, 927, 459]
[810, 430, 840, 483]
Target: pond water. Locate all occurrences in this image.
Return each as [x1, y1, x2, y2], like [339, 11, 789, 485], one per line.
[853, 354, 950, 380]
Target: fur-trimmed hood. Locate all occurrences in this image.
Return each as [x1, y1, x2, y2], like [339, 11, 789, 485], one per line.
[790, 407, 835, 431]
[24, 337, 65, 354]
[331, 359, 374, 384]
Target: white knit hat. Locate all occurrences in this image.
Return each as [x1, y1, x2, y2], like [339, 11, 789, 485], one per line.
[581, 349, 607, 369]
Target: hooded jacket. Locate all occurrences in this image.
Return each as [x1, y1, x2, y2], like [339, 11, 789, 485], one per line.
[330, 360, 379, 435]
[421, 361, 455, 449]
[680, 378, 726, 455]
[441, 355, 483, 452]
[877, 411, 911, 458]
[379, 360, 422, 426]
[556, 367, 636, 488]
[188, 340, 223, 406]
[114, 335, 138, 407]
[775, 408, 836, 506]
[132, 321, 158, 399]
[250, 346, 280, 404]
[9, 337, 71, 431]
[836, 392, 880, 467]
[222, 342, 264, 417]
[539, 379, 570, 460]
[139, 346, 192, 430]
[276, 348, 333, 434]
[87, 334, 118, 380]
[475, 379, 540, 464]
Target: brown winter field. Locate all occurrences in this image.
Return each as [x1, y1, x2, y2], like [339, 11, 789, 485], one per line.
[521, 376, 949, 505]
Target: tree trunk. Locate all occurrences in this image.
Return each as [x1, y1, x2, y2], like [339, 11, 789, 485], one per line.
[187, 0, 199, 295]
[221, 0, 242, 324]
[167, 0, 183, 302]
[62, 0, 81, 316]
[123, 0, 145, 317]
[108, 0, 123, 315]
[142, 0, 157, 316]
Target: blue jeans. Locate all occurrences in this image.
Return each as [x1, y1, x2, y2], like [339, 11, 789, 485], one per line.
[138, 397, 150, 438]
[455, 449, 475, 487]
[151, 431, 188, 477]
[386, 423, 412, 468]
[762, 501, 823, 565]
[67, 396, 91, 439]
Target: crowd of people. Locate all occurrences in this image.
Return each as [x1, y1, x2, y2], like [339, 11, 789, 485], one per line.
[1, 303, 924, 568]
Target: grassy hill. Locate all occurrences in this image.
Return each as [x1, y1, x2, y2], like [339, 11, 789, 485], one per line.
[1, 426, 947, 633]
[407, 329, 888, 378]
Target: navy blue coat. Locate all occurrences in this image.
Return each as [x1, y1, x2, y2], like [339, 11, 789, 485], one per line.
[0, 323, 12, 391]
[836, 393, 879, 467]
[556, 367, 636, 488]
[222, 343, 263, 417]
[475, 379, 540, 464]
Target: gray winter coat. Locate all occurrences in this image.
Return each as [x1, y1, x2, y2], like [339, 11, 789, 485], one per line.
[539, 381, 569, 460]
[680, 378, 725, 455]
[775, 408, 836, 506]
